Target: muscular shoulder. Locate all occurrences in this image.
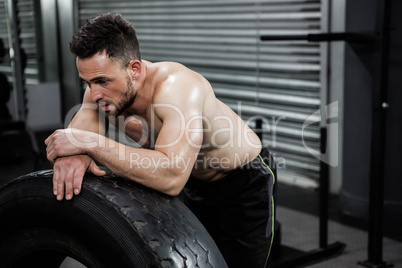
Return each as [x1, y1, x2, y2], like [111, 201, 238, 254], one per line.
[152, 62, 210, 109]
[145, 61, 220, 124]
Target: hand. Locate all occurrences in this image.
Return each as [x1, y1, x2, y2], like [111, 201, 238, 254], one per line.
[53, 155, 106, 201]
[45, 128, 100, 163]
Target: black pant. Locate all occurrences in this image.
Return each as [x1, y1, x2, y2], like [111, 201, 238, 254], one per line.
[183, 147, 276, 268]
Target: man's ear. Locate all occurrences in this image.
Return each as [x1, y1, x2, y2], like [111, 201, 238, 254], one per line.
[128, 60, 141, 80]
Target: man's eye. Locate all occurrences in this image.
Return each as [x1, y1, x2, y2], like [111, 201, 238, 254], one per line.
[97, 80, 107, 85]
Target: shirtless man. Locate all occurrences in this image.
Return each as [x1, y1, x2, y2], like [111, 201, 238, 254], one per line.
[45, 13, 276, 268]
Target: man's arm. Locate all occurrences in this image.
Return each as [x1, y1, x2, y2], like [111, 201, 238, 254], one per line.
[90, 100, 202, 196]
[68, 86, 107, 134]
[46, 75, 204, 196]
[49, 87, 107, 200]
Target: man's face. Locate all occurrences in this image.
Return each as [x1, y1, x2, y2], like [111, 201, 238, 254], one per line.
[77, 52, 137, 117]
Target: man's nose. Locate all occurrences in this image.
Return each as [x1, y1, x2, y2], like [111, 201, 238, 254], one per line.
[91, 88, 103, 103]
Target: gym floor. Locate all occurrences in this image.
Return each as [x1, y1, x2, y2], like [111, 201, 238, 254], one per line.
[0, 129, 401, 268]
[277, 184, 402, 267]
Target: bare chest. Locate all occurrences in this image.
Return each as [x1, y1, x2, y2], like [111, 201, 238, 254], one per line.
[110, 113, 162, 148]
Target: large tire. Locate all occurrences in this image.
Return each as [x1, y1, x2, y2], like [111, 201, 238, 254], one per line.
[0, 170, 227, 268]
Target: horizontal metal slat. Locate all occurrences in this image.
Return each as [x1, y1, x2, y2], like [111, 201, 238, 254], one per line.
[215, 87, 320, 107]
[80, 2, 319, 13]
[0, 66, 12, 73]
[134, 41, 321, 55]
[141, 44, 320, 62]
[276, 156, 319, 174]
[201, 71, 320, 89]
[141, 53, 320, 73]
[138, 35, 256, 45]
[269, 142, 317, 158]
[130, 21, 319, 30]
[273, 124, 320, 141]
[245, 117, 319, 142]
[136, 28, 260, 37]
[257, 90, 321, 106]
[80, 9, 320, 21]
[224, 102, 320, 123]
[79, 0, 319, 9]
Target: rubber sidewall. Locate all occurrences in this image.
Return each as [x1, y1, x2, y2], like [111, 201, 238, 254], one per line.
[0, 170, 227, 268]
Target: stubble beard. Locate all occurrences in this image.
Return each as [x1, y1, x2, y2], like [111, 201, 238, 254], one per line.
[103, 76, 136, 118]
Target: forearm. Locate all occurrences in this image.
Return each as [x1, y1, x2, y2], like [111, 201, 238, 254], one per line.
[67, 86, 107, 134]
[68, 108, 107, 135]
[86, 137, 190, 196]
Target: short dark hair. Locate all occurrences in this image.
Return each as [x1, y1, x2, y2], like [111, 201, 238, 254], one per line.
[70, 13, 141, 67]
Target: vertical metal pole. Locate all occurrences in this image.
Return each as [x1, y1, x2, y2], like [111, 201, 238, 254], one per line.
[319, 127, 329, 248]
[318, 0, 330, 248]
[256, 118, 263, 141]
[359, 0, 392, 267]
[369, 0, 388, 265]
[367, 0, 389, 264]
[5, 0, 26, 121]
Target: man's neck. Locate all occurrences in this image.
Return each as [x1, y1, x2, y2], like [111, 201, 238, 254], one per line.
[127, 61, 153, 116]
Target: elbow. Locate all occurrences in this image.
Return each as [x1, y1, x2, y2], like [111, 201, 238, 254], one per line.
[163, 181, 183, 197]
[162, 174, 186, 197]
[164, 188, 182, 197]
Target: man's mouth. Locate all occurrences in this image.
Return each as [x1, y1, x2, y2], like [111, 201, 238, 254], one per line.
[101, 104, 111, 111]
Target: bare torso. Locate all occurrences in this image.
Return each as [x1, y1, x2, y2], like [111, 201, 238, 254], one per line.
[110, 60, 262, 182]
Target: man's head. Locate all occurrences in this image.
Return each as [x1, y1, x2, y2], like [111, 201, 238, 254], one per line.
[70, 13, 141, 68]
[72, 13, 143, 117]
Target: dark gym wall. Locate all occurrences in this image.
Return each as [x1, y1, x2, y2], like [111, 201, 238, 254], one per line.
[383, 0, 402, 225]
[340, 0, 402, 226]
[340, 0, 377, 218]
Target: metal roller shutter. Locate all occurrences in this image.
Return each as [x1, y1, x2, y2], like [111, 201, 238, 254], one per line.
[1, 0, 40, 85]
[0, 1, 11, 78]
[16, 0, 40, 85]
[77, 0, 325, 186]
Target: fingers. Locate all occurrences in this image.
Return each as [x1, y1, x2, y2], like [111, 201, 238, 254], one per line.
[44, 132, 52, 146]
[88, 160, 107, 176]
[72, 164, 87, 196]
[61, 167, 74, 201]
[53, 161, 66, 200]
[46, 148, 57, 164]
[53, 162, 59, 196]
[64, 167, 75, 200]
[54, 160, 73, 201]
[46, 133, 60, 164]
[52, 155, 94, 201]
[45, 129, 80, 164]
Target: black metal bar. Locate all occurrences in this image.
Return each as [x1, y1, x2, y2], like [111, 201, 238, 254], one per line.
[274, 242, 346, 268]
[260, 33, 345, 41]
[255, 118, 263, 141]
[358, 1, 393, 267]
[261, 25, 349, 268]
[308, 33, 349, 42]
[272, 125, 347, 268]
[319, 127, 328, 248]
[260, 34, 309, 41]
[260, 32, 374, 44]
